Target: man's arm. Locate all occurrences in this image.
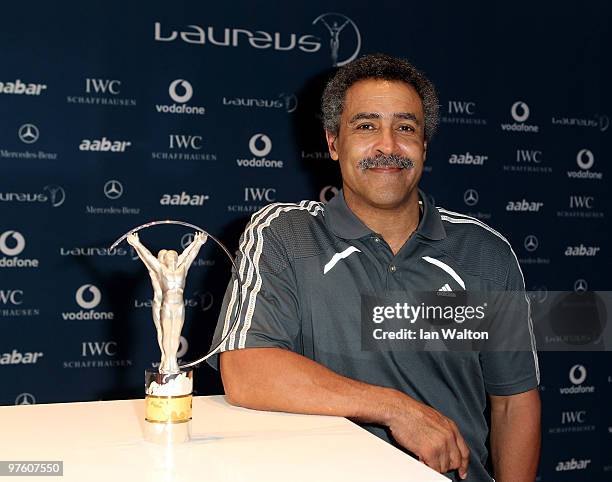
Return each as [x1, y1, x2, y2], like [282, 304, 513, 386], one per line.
[221, 347, 470, 478]
[489, 389, 541, 482]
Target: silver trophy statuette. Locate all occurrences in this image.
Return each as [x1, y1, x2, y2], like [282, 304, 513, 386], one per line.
[111, 220, 242, 444]
[127, 231, 207, 374]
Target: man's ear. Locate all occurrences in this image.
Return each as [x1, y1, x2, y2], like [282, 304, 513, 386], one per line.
[325, 130, 339, 161]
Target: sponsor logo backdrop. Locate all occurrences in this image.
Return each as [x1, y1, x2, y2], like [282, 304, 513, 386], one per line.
[0, 2, 610, 480]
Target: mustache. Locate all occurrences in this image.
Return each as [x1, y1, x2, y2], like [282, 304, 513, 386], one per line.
[357, 154, 415, 170]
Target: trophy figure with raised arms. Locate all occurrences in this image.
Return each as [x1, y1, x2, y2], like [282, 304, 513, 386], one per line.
[127, 231, 207, 374]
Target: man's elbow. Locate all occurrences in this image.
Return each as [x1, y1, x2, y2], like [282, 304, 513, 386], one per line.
[219, 351, 252, 407]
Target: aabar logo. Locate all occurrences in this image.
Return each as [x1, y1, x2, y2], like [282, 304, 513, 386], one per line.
[555, 459, 591, 472]
[79, 137, 131, 152]
[0, 349, 44, 365]
[506, 199, 544, 212]
[448, 152, 487, 165]
[160, 192, 209, 206]
[0, 79, 47, 96]
[564, 244, 600, 256]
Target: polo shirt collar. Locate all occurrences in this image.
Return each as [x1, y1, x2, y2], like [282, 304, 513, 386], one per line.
[325, 188, 446, 241]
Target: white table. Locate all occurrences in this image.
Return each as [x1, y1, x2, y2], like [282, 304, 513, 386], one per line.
[0, 395, 449, 481]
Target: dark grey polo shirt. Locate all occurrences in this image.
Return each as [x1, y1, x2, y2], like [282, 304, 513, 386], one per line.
[208, 190, 539, 482]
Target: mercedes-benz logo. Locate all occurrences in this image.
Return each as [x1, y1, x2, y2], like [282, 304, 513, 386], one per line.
[511, 101, 530, 123]
[569, 364, 587, 385]
[463, 189, 479, 206]
[18, 123, 39, 144]
[529, 285, 548, 304]
[104, 180, 123, 200]
[15, 393, 36, 405]
[576, 149, 594, 170]
[312, 13, 361, 67]
[574, 279, 588, 293]
[181, 233, 195, 250]
[524, 235, 539, 252]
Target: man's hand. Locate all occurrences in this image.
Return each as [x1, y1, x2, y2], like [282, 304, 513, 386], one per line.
[221, 348, 469, 478]
[127, 232, 139, 246]
[387, 395, 470, 478]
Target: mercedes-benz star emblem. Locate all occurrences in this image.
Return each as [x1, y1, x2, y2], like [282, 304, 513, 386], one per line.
[524, 235, 539, 252]
[15, 393, 36, 405]
[574, 279, 588, 293]
[18, 123, 39, 144]
[104, 180, 123, 200]
[463, 189, 479, 206]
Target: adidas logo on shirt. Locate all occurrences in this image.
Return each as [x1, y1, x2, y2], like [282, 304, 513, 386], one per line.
[437, 283, 456, 297]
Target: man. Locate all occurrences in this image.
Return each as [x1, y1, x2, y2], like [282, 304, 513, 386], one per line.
[208, 54, 541, 481]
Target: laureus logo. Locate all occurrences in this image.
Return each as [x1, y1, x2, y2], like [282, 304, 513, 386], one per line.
[312, 13, 361, 67]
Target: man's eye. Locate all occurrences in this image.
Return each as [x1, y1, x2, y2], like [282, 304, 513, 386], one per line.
[356, 123, 375, 130]
[398, 125, 415, 132]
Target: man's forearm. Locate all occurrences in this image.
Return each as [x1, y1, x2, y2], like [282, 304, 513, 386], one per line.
[490, 389, 541, 481]
[220, 347, 401, 425]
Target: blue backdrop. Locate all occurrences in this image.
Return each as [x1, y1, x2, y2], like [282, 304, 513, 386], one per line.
[1, 1, 610, 480]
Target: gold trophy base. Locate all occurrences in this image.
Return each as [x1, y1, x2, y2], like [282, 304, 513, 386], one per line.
[144, 368, 193, 445]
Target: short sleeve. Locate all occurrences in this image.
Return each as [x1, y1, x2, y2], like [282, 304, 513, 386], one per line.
[479, 248, 540, 396]
[206, 210, 301, 370]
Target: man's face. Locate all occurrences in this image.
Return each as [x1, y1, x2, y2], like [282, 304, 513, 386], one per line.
[325, 78, 427, 209]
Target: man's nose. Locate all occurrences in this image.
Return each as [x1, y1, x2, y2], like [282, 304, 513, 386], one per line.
[375, 126, 398, 155]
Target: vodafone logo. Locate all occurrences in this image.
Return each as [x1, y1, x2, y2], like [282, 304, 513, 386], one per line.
[0, 231, 25, 256]
[169, 79, 193, 103]
[576, 149, 594, 170]
[569, 364, 587, 385]
[511, 101, 530, 122]
[249, 133, 272, 157]
[75, 284, 102, 309]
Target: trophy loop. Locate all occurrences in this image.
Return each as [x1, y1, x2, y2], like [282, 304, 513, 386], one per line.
[110, 219, 243, 371]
